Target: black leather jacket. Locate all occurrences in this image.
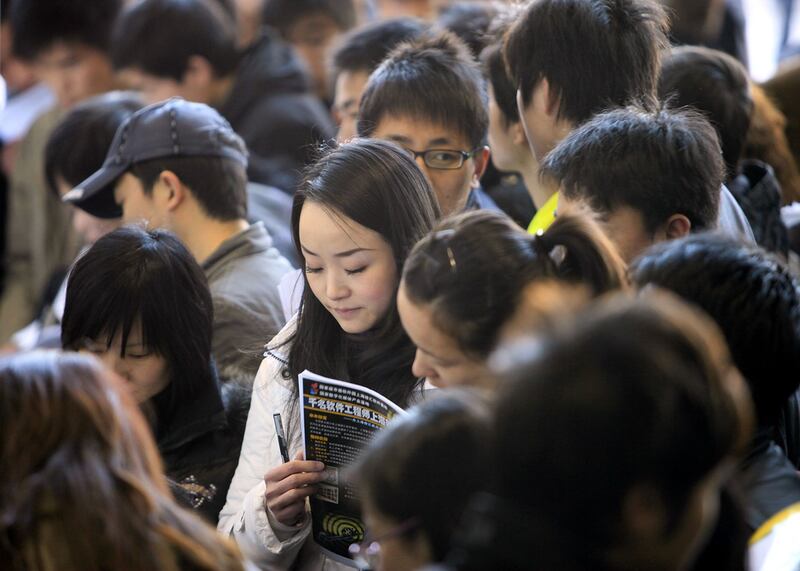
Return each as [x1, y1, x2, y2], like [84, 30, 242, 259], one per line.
[740, 429, 800, 532]
[158, 376, 250, 523]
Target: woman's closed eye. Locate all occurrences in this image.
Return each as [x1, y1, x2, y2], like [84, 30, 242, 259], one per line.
[345, 266, 367, 275]
[305, 265, 323, 274]
[125, 352, 152, 359]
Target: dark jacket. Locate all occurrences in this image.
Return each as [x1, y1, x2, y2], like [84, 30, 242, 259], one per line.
[728, 160, 790, 256]
[465, 187, 503, 213]
[159, 375, 251, 523]
[739, 429, 800, 532]
[428, 493, 601, 571]
[218, 31, 336, 192]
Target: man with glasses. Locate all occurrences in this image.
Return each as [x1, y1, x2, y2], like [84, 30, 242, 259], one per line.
[357, 32, 498, 216]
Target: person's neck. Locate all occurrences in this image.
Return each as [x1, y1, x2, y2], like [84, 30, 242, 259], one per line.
[207, 74, 236, 108]
[519, 158, 553, 210]
[180, 217, 250, 265]
[537, 120, 576, 162]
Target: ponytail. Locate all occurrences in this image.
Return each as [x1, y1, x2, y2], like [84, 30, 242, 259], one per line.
[534, 208, 628, 295]
[402, 209, 627, 359]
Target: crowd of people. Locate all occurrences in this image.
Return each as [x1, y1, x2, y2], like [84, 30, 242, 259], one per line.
[1, 0, 800, 569]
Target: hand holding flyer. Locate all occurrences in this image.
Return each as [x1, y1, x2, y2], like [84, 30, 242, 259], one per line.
[299, 370, 406, 565]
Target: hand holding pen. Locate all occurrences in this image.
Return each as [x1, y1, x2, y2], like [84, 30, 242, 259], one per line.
[264, 413, 325, 527]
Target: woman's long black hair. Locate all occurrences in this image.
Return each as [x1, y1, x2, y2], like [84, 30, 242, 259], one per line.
[62, 226, 216, 435]
[284, 139, 440, 407]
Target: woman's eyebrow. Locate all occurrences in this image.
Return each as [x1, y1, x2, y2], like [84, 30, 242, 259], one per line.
[301, 246, 374, 257]
[334, 247, 374, 258]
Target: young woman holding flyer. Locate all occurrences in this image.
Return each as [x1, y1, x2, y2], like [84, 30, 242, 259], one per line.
[218, 139, 440, 570]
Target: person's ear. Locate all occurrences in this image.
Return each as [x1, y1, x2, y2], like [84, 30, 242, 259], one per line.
[511, 120, 529, 148]
[470, 146, 491, 188]
[182, 55, 215, 92]
[621, 483, 668, 540]
[663, 214, 692, 240]
[157, 170, 187, 212]
[538, 77, 560, 119]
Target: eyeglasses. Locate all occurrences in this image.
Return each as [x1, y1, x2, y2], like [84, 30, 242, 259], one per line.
[403, 147, 481, 170]
[348, 517, 421, 569]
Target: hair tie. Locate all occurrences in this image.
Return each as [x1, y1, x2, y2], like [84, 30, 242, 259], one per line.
[532, 229, 567, 269]
[532, 229, 550, 259]
[432, 229, 458, 273]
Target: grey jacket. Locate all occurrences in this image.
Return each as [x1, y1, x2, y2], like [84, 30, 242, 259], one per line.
[203, 222, 292, 381]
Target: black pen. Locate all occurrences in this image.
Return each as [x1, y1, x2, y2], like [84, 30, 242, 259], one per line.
[273, 413, 290, 463]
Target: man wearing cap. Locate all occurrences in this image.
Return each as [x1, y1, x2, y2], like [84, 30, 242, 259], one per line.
[65, 97, 292, 381]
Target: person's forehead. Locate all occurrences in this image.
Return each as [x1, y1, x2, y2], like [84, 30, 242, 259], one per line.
[34, 41, 99, 66]
[398, 285, 462, 360]
[334, 69, 371, 103]
[114, 172, 145, 195]
[288, 10, 343, 36]
[373, 114, 470, 148]
[299, 201, 381, 249]
[117, 67, 173, 89]
[336, 69, 371, 92]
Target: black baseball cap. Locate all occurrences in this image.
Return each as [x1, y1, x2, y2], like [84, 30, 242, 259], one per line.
[63, 97, 248, 218]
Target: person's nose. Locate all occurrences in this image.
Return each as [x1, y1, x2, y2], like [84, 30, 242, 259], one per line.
[326, 271, 350, 301]
[411, 349, 436, 381]
[96, 351, 128, 380]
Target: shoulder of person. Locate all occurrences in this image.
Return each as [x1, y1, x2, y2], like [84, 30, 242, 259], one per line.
[252, 317, 298, 400]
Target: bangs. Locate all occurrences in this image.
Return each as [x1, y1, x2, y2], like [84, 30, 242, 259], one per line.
[69, 275, 166, 358]
[359, 57, 488, 147]
[62, 246, 177, 360]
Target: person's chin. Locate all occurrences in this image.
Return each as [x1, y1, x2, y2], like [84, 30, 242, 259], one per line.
[337, 320, 370, 335]
[330, 308, 367, 333]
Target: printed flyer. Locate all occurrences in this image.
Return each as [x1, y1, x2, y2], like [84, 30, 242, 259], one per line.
[299, 370, 406, 565]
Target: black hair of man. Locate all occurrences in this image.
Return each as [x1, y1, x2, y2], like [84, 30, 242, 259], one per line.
[129, 156, 248, 221]
[480, 6, 521, 126]
[262, 0, 356, 36]
[631, 234, 800, 427]
[503, 0, 669, 125]
[659, 46, 754, 181]
[110, 0, 240, 81]
[331, 17, 429, 77]
[44, 92, 144, 199]
[10, 0, 122, 61]
[357, 31, 488, 149]
[437, 1, 498, 59]
[542, 106, 724, 233]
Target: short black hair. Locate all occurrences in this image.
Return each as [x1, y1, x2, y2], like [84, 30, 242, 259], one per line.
[357, 392, 491, 562]
[111, 0, 240, 81]
[44, 92, 144, 199]
[331, 17, 428, 76]
[436, 2, 498, 59]
[480, 6, 520, 125]
[130, 156, 248, 221]
[262, 0, 356, 37]
[504, 0, 669, 124]
[62, 226, 216, 426]
[492, 293, 749, 562]
[659, 46, 754, 181]
[542, 107, 724, 233]
[10, 0, 122, 61]
[358, 31, 488, 148]
[631, 234, 800, 427]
